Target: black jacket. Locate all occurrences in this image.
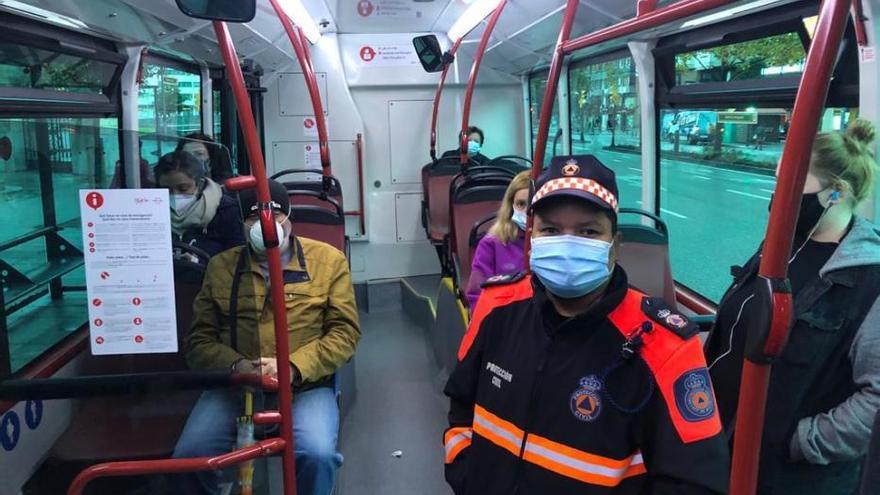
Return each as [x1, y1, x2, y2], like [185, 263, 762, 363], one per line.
[444, 268, 729, 495]
[707, 217, 880, 495]
[175, 195, 245, 257]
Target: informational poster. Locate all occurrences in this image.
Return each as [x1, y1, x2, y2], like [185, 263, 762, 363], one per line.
[79, 189, 177, 355]
[356, 0, 423, 20]
[860, 46, 875, 63]
[304, 144, 321, 170]
[358, 43, 419, 67]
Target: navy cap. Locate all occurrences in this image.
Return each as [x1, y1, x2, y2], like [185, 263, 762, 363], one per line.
[238, 179, 292, 218]
[531, 155, 619, 214]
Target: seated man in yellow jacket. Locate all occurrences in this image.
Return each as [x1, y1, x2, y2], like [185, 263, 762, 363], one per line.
[172, 179, 360, 495]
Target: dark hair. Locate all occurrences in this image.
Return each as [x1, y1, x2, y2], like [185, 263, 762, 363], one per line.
[467, 126, 485, 145]
[154, 150, 207, 184]
[532, 194, 618, 233]
[175, 132, 234, 183]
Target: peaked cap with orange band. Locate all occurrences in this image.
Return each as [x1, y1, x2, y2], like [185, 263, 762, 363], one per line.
[530, 155, 619, 216]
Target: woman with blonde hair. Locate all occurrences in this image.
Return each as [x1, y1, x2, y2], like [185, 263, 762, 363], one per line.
[706, 118, 880, 494]
[465, 170, 531, 308]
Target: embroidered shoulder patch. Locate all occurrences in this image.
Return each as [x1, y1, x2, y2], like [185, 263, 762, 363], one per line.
[641, 297, 698, 339]
[481, 271, 526, 288]
[673, 368, 716, 422]
[569, 375, 602, 422]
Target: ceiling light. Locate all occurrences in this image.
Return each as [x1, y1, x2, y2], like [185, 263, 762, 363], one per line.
[447, 0, 503, 42]
[680, 0, 779, 29]
[278, 0, 321, 44]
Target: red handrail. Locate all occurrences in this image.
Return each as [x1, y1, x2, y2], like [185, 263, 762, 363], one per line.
[851, 0, 868, 47]
[431, 37, 462, 161]
[355, 133, 366, 235]
[637, 0, 659, 16]
[730, 1, 850, 493]
[460, 0, 509, 166]
[562, 0, 734, 54]
[268, 0, 331, 175]
[67, 439, 285, 495]
[213, 20, 298, 495]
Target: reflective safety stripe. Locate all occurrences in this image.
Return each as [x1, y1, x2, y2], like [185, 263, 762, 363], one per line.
[444, 427, 473, 464]
[473, 405, 525, 456]
[472, 404, 647, 487]
[523, 434, 646, 486]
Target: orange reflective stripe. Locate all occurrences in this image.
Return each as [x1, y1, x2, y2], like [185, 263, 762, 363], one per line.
[444, 427, 473, 464]
[473, 405, 647, 487]
[472, 404, 525, 456]
[523, 435, 646, 487]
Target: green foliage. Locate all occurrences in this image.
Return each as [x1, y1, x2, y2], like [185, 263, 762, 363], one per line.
[675, 32, 805, 81]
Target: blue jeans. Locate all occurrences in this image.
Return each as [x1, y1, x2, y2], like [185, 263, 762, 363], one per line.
[170, 387, 342, 495]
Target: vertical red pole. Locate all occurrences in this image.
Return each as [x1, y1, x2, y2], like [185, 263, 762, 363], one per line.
[524, 0, 580, 271]
[268, 0, 331, 176]
[431, 38, 462, 161]
[213, 21, 298, 495]
[851, 0, 868, 47]
[531, 0, 580, 172]
[459, 0, 509, 166]
[729, 0, 850, 493]
[356, 133, 366, 235]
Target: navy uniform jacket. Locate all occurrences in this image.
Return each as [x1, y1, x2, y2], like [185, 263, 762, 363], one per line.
[444, 267, 729, 494]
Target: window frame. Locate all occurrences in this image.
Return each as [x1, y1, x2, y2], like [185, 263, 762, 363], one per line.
[0, 12, 126, 116]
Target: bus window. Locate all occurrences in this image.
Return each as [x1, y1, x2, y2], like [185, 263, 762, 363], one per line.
[569, 53, 641, 210]
[138, 59, 203, 161]
[674, 32, 806, 85]
[659, 106, 856, 301]
[0, 118, 119, 374]
[529, 71, 560, 167]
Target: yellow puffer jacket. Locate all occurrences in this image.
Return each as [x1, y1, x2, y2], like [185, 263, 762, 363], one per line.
[186, 236, 360, 386]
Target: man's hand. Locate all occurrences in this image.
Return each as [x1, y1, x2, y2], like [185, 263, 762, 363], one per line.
[256, 357, 301, 384]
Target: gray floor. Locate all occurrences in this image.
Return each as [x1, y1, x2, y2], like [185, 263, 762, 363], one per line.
[336, 298, 451, 495]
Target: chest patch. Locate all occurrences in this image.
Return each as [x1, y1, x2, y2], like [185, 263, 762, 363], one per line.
[674, 368, 716, 422]
[569, 375, 602, 422]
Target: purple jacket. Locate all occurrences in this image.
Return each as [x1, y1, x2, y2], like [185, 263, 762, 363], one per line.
[466, 233, 525, 308]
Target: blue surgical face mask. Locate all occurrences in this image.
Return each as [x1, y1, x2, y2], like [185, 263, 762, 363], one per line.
[511, 210, 527, 230]
[530, 235, 612, 299]
[467, 140, 482, 156]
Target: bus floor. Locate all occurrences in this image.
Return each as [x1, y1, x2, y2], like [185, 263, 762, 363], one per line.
[336, 277, 450, 495]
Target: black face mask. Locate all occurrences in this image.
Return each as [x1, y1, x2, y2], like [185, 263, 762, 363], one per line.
[768, 192, 826, 237]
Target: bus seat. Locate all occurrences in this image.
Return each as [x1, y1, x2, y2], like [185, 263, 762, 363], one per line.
[616, 209, 676, 307]
[48, 256, 207, 467]
[292, 205, 347, 254]
[422, 158, 460, 243]
[449, 182, 510, 299]
[272, 169, 344, 206]
[468, 213, 496, 264]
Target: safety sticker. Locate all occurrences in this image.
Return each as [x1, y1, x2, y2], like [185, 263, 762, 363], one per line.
[25, 399, 43, 430]
[1, 410, 21, 451]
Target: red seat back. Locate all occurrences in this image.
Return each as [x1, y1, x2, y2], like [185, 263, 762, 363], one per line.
[422, 158, 461, 243]
[293, 205, 346, 253]
[450, 183, 509, 295]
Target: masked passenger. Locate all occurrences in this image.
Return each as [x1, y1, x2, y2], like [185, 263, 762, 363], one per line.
[442, 125, 490, 166]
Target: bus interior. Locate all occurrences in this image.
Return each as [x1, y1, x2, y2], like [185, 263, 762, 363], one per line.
[0, 0, 878, 494]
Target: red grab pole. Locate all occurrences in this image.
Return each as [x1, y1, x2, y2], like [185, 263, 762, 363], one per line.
[268, 0, 331, 176]
[67, 439, 286, 495]
[729, 1, 851, 493]
[214, 21, 298, 495]
[459, 0, 509, 166]
[431, 37, 462, 161]
[530, 0, 580, 172]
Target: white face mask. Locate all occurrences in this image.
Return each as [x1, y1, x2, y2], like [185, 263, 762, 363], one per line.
[248, 220, 289, 254]
[171, 194, 197, 215]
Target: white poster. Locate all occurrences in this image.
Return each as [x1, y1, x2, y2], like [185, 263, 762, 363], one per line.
[304, 144, 321, 171]
[79, 189, 177, 355]
[860, 46, 875, 63]
[356, 0, 424, 20]
[357, 43, 419, 67]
